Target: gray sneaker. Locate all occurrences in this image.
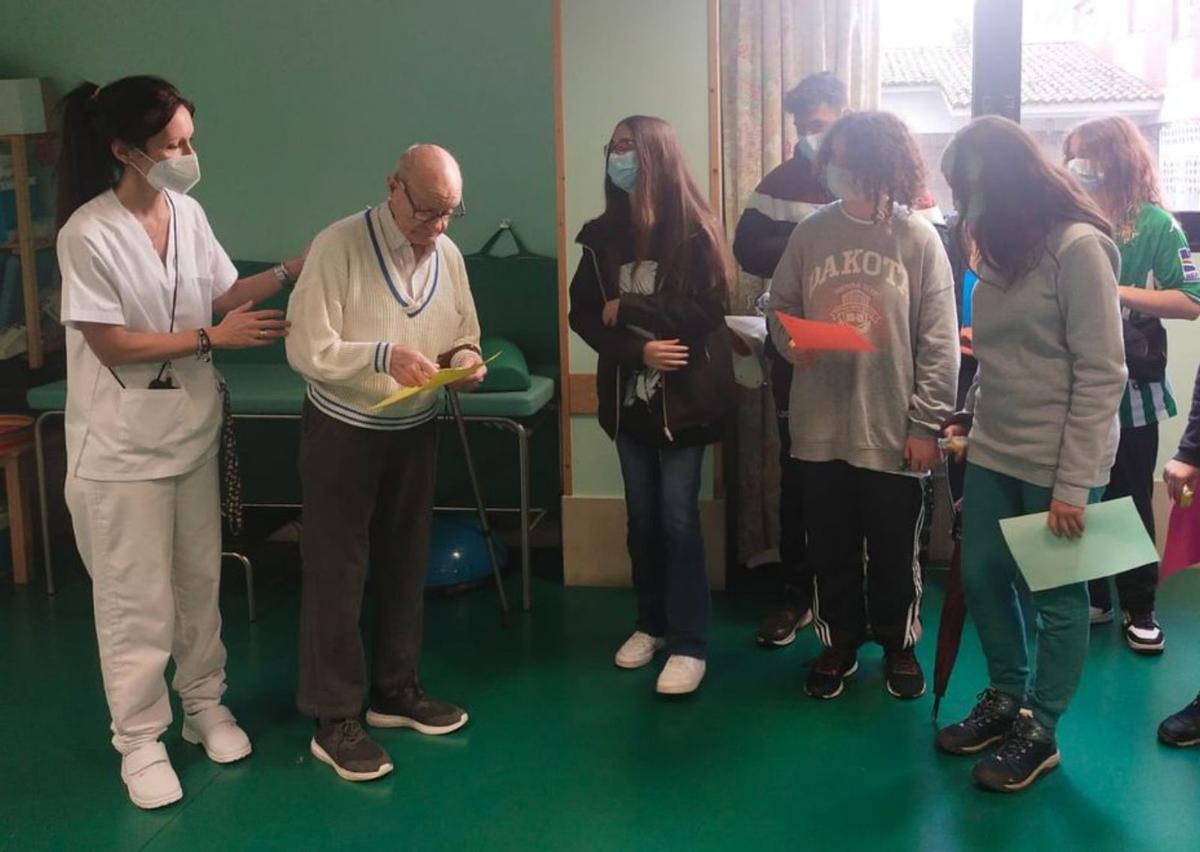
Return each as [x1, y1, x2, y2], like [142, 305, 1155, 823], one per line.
[310, 719, 393, 782]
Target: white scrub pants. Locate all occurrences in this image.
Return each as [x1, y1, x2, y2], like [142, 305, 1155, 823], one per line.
[65, 455, 227, 754]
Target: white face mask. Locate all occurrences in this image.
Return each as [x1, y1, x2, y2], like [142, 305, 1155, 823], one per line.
[797, 131, 826, 161]
[824, 164, 863, 202]
[131, 149, 201, 195]
[1066, 158, 1103, 192]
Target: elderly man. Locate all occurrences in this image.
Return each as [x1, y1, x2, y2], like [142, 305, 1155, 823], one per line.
[286, 144, 485, 782]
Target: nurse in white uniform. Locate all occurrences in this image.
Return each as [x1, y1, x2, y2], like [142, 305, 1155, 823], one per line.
[55, 76, 306, 810]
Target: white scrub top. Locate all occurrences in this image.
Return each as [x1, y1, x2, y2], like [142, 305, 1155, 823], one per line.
[57, 189, 238, 482]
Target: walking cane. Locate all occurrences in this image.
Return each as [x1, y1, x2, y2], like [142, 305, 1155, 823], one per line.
[446, 388, 512, 624]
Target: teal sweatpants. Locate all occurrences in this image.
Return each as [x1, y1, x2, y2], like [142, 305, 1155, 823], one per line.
[960, 463, 1103, 731]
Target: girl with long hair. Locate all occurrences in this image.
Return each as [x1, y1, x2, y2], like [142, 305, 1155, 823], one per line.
[1063, 116, 1200, 653]
[568, 115, 735, 696]
[936, 116, 1127, 792]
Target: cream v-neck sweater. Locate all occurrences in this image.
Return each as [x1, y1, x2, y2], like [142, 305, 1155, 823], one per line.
[286, 204, 480, 429]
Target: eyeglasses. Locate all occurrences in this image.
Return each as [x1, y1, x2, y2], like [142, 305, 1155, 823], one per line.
[604, 139, 637, 157]
[399, 180, 466, 224]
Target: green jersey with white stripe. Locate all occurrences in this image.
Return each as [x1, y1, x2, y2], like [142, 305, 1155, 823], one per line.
[1117, 203, 1200, 428]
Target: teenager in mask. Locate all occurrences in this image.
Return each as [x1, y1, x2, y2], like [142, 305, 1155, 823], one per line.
[56, 75, 306, 809]
[768, 111, 959, 702]
[569, 116, 736, 695]
[937, 116, 1126, 792]
[1062, 116, 1200, 654]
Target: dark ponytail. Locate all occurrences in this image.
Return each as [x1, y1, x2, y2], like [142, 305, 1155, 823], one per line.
[56, 76, 195, 228]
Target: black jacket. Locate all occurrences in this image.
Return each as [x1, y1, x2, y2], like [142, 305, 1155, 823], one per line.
[1176, 363, 1200, 466]
[568, 218, 735, 448]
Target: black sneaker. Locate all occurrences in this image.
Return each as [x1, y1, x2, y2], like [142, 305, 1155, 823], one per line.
[366, 682, 469, 735]
[805, 648, 859, 699]
[936, 688, 1021, 755]
[755, 587, 814, 648]
[310, 718, 393, 782]
[1158, 693, 1200, 748]
[1123, 611, 1165, 654]
[971, 714, 1060, 793]
[884, 649, 926, 699]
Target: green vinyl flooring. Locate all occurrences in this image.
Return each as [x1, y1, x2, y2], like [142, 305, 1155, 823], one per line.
[2, 545, 1199, 851]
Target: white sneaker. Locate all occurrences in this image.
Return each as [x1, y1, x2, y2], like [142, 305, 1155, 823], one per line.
[614, 631, 666, 669]
[182, 705, 253, 764]
[1089, 605, 1114, 625]
[656, 655, 706, 695]
[121, 741, 182, 810]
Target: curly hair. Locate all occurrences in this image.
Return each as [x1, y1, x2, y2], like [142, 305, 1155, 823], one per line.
[815, 111, 925, 222]
[1063, 115, 1162, 241]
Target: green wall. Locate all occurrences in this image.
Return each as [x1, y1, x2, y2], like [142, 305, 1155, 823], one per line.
[0, 0, 556, 259]
[560, 0, 713, 497]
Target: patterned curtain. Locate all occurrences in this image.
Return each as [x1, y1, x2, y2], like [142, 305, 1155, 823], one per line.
[720, 0, 880, 565]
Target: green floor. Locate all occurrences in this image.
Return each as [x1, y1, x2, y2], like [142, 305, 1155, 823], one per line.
[2, 548, 1199, 852]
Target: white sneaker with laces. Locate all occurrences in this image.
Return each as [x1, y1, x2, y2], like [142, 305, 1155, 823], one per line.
[121, 741, 182, 810]
[656, 655, 706, 695]
[182, 705, 253, 764]
[615, 631, 666, 669]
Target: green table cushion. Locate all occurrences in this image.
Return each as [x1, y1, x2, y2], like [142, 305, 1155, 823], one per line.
[219, 363, 307, 415]
[444, 374, 554, 419]
[28, 371, 555, 420]
[478, 337, 531, 393]
[27, 380, 67, 411]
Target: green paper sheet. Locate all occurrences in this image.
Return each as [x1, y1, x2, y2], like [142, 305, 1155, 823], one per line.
[999, 497, 1159, 592]
[369, 352, 501, 411]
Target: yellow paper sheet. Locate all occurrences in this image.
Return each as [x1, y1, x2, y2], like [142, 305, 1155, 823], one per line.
[369, 352, 500, 411]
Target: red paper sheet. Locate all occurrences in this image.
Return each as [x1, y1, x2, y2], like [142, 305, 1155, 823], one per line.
[1160, 502, 1200, 583]
[774, 312, 875, 352]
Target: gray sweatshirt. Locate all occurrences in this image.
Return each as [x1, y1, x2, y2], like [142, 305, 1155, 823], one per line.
[966, 222, 1126, 506]
[768, 202, 960, 473]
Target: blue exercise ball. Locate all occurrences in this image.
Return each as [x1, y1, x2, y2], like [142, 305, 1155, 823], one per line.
[426, 514, 508, 589]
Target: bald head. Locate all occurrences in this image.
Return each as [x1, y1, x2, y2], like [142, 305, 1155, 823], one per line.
[394, 144, 462, 196]
[386, 144, 464, 249]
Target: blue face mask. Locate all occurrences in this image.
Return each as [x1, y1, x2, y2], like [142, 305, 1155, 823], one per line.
[607, 151, 639, 194]
[824, 164, 862, 202]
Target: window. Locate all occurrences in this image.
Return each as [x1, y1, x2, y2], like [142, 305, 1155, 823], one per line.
[879, 0, 974, 212]
[1173, 0, 1197, 40]
[1023, 0, 1200, 213]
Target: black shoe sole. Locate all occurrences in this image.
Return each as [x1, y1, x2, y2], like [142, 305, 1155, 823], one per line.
[973, 751, 1061, 793]
[1126, 638, 1165, 655]
[309, 738, 393, 782]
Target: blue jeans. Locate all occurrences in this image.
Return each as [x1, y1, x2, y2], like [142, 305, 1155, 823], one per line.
[615, 434, 710, 659]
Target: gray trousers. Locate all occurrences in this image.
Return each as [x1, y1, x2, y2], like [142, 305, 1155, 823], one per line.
[296, 401, 439, 719]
